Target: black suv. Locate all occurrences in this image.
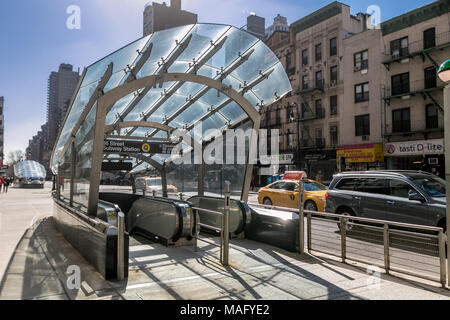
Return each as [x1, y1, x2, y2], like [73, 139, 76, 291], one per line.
[325, 171, 447, 231]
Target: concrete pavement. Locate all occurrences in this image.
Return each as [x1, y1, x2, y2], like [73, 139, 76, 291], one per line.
[1, 184, 450, 300]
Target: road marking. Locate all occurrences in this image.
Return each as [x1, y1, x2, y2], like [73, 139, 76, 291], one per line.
[126, 263, 285, 290]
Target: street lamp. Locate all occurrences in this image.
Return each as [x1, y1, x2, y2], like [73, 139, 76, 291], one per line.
[438, 59, 450, 286]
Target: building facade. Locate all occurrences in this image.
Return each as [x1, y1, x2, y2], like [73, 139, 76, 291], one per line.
[0, 97, 4, 166]
[143, 0, 197, 36]
[291, 2, 382, 182]
[246, 14, 266, 40]
[27, 64, 79, 171]
[265, 14, 289, 40]
[380, 0, 450, 178]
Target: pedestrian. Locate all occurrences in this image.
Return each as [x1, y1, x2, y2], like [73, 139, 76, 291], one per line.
[0, 176, 3, 193]
[3, 177, 9, 193]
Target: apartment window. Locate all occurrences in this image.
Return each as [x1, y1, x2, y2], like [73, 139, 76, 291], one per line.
[391, 73, 410, 95]
[330, 95, 338, 115]
[288, 134, 295, 148]
[315, 128, 323, 146]
[424, 28, 436, 50]
[355, 83, 370, 102]
[354, 50, 368, 71]
[424, 67, 437, 89]
[315, 43, 322, 61]
[315, 99, 323, 117]
[315, 70, 323, 88]
[330, 126, 338, 146]
[392, 108, 411, 133]
[330, 37, 337, 56]
[265, 111, 271, 126]
[355, 114, 370, 136]
[301, 103, 309, 118]
[426, 104, 438, 129]
[390, 37, 408, 58]
[302, 126, 310, 140]
[276, 109, 281, 125]
[330, 66, 338, 85]
[302, 75, 309, 90]
[287, 106, 295, 121]
[302, 49, 309, 65]
[286, 53, 292, 70]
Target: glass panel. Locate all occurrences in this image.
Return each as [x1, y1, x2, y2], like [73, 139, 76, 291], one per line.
[220, 102, 246, 122]
[105, 91, 138, 125]
[124, 89, 164, 122]
[251, 63, 291, 105]
[72, 103, 97, 211]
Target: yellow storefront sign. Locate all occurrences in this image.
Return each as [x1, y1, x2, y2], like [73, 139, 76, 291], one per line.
[336, 144, 384, 163]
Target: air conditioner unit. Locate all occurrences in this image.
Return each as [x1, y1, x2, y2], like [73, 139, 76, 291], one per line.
[429, 158, 438, 165]
[330, 80, 337, 87]
[362, 135, 369, 141]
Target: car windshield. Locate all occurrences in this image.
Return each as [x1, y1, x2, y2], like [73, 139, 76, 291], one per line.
[303, 181, 327, 191]
[411, 176, 446, 198]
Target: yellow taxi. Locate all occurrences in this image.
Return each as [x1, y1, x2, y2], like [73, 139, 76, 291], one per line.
[257, 172, 327, 212]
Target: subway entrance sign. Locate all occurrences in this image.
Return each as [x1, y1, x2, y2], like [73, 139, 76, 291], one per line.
[103, 140, 175, 154]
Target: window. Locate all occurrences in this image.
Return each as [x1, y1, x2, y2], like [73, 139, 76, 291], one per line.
[390, 36, 408, 57]
[286, 53, 292, 70]
[302, 49, 308, 65]
[391, 73, 410, 95]
[355, 83, 369, 102]
[426, 104, 438, 129]
[284, 182, 297, 191]
[330, 126, 338, 146]
[330, 66, 338, 84]
[424, 28, 436, 50]
[392, 108, 411, 133]
[361, 178, 389, 195]
[301, 103, 310, 118]
[336, 178, 357, 191]
[424, 67, 437, 89]
[330, 37, 337, 56]
[265, 110, 271, 126]
[389, 179, 416, 198]
[315, 99, 323, 117]
[288, 134, 294, 147]
[354, 50, 368, 71]
[276, 109, 281, 125]
[330, 95, 338, 115]
[269, 182, 286, 190]
[287, 106, 295, 121]
[315, 43, 322, 61]
[315, 70, 323, 88]
[315, 128, 323, 146]
[302, 75, 309, 89]
[355, 114, 370, 136]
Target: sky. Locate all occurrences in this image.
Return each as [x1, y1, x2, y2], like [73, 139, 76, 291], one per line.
[0, 0, 435, 157]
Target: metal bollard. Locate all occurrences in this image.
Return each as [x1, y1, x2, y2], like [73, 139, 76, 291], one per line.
[152, 189, 156, 197]
[340, 217, 347, 263]
[117, 212, 125, 281]
[438, 229, 446, 288]
[307, 212, 312, 253]
[222, 181, 231, 266]
[298, 181, 304, 254]
[180, 193, 183, 200]
[383, 224, 390, 275]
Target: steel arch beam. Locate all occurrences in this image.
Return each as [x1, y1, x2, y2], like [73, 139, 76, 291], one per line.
[104, 121, 176, 134]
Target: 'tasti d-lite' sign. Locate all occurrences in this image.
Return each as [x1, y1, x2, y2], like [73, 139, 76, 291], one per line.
[103, 140, 175, 154]
[385, 139, 444, 156]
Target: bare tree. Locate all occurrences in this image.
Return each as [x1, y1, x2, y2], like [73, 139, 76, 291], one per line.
[5, 150, 25, 166]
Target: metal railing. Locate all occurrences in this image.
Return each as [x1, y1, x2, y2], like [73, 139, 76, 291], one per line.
[191, 181, 231, 266]
[247, 201, 447, 287]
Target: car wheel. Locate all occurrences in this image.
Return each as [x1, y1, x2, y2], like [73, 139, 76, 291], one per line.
[304, 200, 317, 212]
[263, 198, 272, 206]
[337, 209, 355, 232]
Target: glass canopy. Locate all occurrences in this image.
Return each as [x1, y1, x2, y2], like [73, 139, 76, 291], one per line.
[14, 160, 46, 179]
[51, 23, 291, 175]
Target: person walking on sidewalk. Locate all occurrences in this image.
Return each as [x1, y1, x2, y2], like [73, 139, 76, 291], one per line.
[3, 177, 10, 193]
[0, 176, 4, 194]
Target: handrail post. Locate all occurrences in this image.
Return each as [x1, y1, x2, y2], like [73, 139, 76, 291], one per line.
[298, 181, 305, 254]
[194, 209, 199, 252]
[383, 224, 390, 275]
[438, 228, 446, 288]
[117, 212, 125, 281]
[340, 217, 346, 263]
[180, 192, 183, 200]
[307, 212, 312, 253]
[222, 181, 231, 266]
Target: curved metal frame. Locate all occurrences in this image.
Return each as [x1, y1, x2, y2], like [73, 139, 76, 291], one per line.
[82, 72, 261, 215]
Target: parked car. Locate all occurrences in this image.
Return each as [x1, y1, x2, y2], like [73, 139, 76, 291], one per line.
[325, 171, 446, 232]
[135, 176, 178, 194]
[258, 174, 327, 212]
